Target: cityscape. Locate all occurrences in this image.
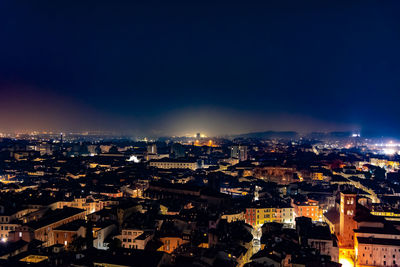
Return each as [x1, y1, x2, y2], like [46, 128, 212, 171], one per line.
[1, 1, 400, 267]
[1, 132, 400, 267]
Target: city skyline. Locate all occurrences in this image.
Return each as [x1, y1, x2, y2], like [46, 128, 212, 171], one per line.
[2, 2, 400, 266]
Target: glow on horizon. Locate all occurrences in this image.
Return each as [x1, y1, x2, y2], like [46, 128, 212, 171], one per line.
[383, 148, 396, 155]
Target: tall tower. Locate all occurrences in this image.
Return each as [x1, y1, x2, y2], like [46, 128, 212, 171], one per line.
[60, 132, 63, 152]
[147, 143, 157, 154]
[339, 192, 357, 248]
[231, 145, 248, 161]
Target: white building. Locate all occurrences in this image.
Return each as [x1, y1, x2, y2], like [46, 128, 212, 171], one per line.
[93, 223, 117, 250]
[149, 159, 198, 170]
[355, 220, 400, 267]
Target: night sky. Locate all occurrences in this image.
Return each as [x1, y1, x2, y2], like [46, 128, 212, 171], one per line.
[0, 1, 400, 137]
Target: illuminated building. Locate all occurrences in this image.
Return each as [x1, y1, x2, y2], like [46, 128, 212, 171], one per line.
[24, 207, 86, 247]
[339, 192, 357, 248]
[121, 228, 144, 249]
[371, 207, 400, 221]
[354, 217, 400, 266]
[149, 158, 198, 170]
[8, 226, 35, 243]
[324, 192, 357, 266]
[121, 229, 154, 249]
[158, 236, 189, 254]
[293, 199, 322, 222]
[99, 191, 123, 198]
[245, 207, 276, 226]
[53, 197, 115, 215]
[221, 211, 245, 223]
[220, 187, 249, 197]
[19, 255, 49, 263]
[0, 208, 39, 241]
[193, 139, 217, 147]
[231, 145, 248, 161]
[147, 143, 157, 154]
[253, 166, 298, 185]
[53, 219, 86, 247]
[0, 223, 19, 242]
[311, 172, 324, 181]
[245, 206, 294, 227]
[37, 142, 53, 156]
[93, 223, 117, 250]
[121, 183, 148, 198]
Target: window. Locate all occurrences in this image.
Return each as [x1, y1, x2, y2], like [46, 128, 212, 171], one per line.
[347, 210, 353, 215]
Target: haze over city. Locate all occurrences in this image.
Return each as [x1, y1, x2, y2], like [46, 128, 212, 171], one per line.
[1, 1, 400, 137]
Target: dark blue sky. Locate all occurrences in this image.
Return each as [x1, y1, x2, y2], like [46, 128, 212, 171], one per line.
[0, 0, 399, 136]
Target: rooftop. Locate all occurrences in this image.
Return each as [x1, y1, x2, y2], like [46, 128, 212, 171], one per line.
[26, 207, 85, 230]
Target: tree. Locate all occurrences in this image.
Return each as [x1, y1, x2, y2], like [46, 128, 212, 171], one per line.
[68, 235, 86, 252]
[107, 237, 121, 251]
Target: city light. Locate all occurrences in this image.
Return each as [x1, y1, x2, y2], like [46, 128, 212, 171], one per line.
[0, 1, 398, 266]
[127, 155, 140, 163]
[383, 148, 396, 155]
[339, 256, 354, 267]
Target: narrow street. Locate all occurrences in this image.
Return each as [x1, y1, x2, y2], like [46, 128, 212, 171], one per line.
[252, 226, 262, 254]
